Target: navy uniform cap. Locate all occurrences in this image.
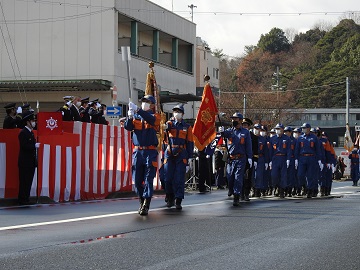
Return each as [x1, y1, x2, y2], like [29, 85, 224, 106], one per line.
[253, 123, 261, 129]
[141, 95, 156, 104]
[242, 118, 253, 126]
[4, 103, 16, 109]
[172, 104, 184, 113]
[310, 127, 317, 133]
[275, 123, 284, 129]
[261, 125, 268, 132]
[21, 103, 31, 109]
[230, 112, 243, 119]
[293, 128, 301, 133]
[301, 123, 311, 129]
[81, 97, 90, 102]
[22, 111, 35, 122]
[270, 128, 276, 133]
[284, 126, 292, 132]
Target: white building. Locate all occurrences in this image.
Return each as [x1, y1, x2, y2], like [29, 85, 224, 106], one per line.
[0, 0, 198, 123]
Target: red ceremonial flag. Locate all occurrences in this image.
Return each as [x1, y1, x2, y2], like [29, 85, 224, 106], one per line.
[37, 112, 63, 136]
[193, 83, 218, 151]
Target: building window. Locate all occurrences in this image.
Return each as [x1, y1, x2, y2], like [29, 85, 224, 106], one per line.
[333, 114, 337, 120]
[203, 51, 206, 60]
[356, 114, 360, 120]
[317, 114, 321, 120]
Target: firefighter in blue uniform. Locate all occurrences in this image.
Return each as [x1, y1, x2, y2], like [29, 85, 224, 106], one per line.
[295, 123, 323, 198]
[348, 145, 359, 186]
[163, 105, 194, 210]
[292, 128, 302, 195]
[322, 131, 336, 195]
[218, 112, 253, 206]
[125, 95, 161, 216]
[284, 126, 296, 197]
[260, 125, 271, 195]
[317, 127, 333, 195]
[253, 124, 269, 197]
[269, 123, 291, 198]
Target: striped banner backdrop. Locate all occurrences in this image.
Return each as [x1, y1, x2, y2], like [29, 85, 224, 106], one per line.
[0, 121, 162, 202]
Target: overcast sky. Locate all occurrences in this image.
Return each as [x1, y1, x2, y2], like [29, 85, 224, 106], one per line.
[153, 0, 359, 57]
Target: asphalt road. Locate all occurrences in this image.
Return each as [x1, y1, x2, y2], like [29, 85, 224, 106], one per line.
[0, 181, 359, 270]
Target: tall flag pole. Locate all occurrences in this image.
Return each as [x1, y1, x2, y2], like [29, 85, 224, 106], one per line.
[344, 123, 354, 152]
[193, 76, 218, 151]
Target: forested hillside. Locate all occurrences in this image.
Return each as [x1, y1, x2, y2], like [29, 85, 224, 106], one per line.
[217, 19, 360, 124]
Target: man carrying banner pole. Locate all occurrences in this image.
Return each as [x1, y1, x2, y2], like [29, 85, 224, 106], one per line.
[218, 112, 253, 206]
[192, 76, 218, 193]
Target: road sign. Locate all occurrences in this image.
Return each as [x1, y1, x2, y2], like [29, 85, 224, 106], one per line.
[355, 126, 360, 132]
[106, 106, 122, 116]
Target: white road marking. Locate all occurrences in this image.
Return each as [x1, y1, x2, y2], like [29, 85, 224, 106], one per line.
[0, 201, 224, 232]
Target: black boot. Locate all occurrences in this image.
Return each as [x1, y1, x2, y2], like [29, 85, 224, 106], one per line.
[138, 197, 144, 214]
[306, 189, 312, 199]
[175, 198, 182, 210]
[312, 189, 317, 197]
[320, 187, 325, 197]
[139, 198, 151, 216]
[166, 193, 175, 208]
[233, 194, 240, 206]
[279, 188, 285, 198]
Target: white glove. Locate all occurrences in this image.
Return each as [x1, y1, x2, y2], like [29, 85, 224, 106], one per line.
[269, 161, 272, 170]
[96, 102, 101, 109]
[17, 106, 22, 114]
[35, 143, 40, 148]
[186, 166, 190, 173]
[295, 159, 298, 170]
[66, 101, 72, 107]
[162, 123, 168, 130]
[218, 126, 224, 133]
[206, 155, 210, 159]
[254, 161, 257, 170]
[326, 163, 331, 169]
[318, 160, 324, 171]
[248, 158, 252, 168]
[286, 160, 290, 168]
[265, 163, 269, 170]
[188, 158, 193, 164]
[127, 109, 134, 118]
[128, 102, 138, 112]
[331, 164, 336, 173]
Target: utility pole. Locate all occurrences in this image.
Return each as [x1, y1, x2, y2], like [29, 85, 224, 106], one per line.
[243, 94, 246, 116]
[188, 4, 197, 22]
[346, 76, 350, 125]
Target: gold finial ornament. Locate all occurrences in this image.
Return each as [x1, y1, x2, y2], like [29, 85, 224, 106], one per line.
[204, 75, 210, 82]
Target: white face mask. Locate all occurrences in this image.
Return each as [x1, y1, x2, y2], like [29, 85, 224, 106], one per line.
[293, 133, 299, 139]
[173, 112, 183, 120]
[31, 121, 36, 128]
[254, 129, 259, 135]
[76, 101, 81, 108]
[275, 129, 282, 135]
[141, 102, 150, 111]
[270, 133, 275, 137]
[260, 131, 266, 137]
[302, 128, 309, 134]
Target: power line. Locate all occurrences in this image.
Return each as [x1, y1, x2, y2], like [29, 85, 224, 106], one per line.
[220, 81, 346, 94]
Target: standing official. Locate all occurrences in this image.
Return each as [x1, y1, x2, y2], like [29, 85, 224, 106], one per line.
[295, 123, 323, 198]
[163, 105, 194, 210]
[60, 96, 73, 121]
[124, 95, 161, 216]
[79, 97, 91, 123]
[3, 103, 22, 129]
[348, 145, 359, 186]
[219, 112, 253, 206]
[70, 96, 82, 121]
[18, 111, 40, 205]
[269, 123, 291, 198]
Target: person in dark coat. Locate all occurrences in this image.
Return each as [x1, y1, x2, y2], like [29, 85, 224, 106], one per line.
[59, 96, 73, 121]
[214, 144, 226, 189]
[18, 111, 40, 205]
[241, 118, 258, 201]
[3, 103, 22, 129]
[70, 96, 82, 121]
[79, 97, 90, 123]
